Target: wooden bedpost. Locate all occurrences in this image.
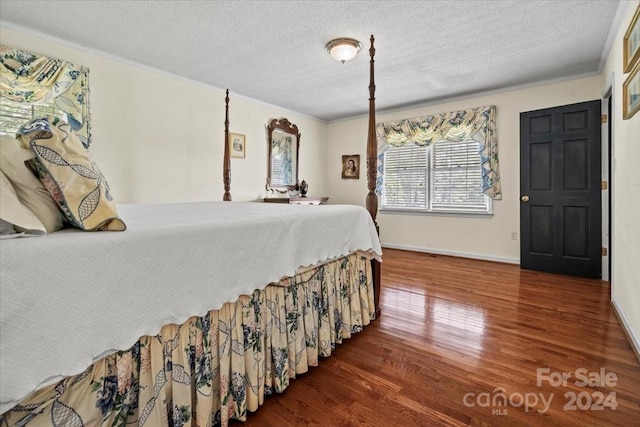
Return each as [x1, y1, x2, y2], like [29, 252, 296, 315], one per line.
[223, 89, 231, 201]
[366, 35, 381, 319]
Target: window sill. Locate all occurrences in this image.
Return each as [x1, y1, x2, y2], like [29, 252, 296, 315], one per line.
[379, 208, 493, 218]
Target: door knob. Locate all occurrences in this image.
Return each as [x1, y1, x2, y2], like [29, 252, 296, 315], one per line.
[521, 195, 530, 202]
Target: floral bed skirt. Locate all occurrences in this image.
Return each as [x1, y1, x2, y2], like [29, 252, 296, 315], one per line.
[1, 253, 375, 427]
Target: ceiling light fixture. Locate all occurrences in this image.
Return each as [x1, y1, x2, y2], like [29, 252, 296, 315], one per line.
[325, 38, 362, 64]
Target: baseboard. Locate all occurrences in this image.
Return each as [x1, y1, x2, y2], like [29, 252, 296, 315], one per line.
[611, 298, 640, 363]
[381, 243, 519, 265]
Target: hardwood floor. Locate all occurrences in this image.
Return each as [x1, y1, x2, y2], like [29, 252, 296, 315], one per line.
[232, 249, 640, 426]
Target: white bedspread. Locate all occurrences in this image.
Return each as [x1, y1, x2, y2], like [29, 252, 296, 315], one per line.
[0, 201, 382, 412]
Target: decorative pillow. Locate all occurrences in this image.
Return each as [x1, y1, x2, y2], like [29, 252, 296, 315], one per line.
[0, 170, 46, 238]
[0, 134, 65, 233]
[17, 117, 126, 231]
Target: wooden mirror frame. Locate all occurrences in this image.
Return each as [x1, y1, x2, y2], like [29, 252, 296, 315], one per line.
[266, 118, 300, 192]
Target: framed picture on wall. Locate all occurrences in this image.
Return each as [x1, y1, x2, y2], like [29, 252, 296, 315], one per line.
[623, 63, 640, 120]
[229, 133, 246, 158]
[623, 5, 640, 73]
[341, 154, 360, 179]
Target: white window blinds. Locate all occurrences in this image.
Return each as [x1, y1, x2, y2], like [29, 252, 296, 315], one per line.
[381, 140, 490, 214]
[431, 140, 488, 212]
[382, 144, 427, 209]
[0, 97, 65, 136]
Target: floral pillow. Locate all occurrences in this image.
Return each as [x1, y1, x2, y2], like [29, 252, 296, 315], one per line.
[18, 116, 126, 231]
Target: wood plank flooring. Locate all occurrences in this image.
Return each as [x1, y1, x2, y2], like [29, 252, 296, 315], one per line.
[231, 249, 640, 426]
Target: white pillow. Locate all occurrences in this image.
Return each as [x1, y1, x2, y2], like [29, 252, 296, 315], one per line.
[0, 170, 46, 238]
[0, 134, 64, 233]
[0, 218, 14, 235]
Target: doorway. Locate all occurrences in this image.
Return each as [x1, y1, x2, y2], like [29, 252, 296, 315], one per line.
[604, 93, 612, 282]
[519, 100, 602, 278]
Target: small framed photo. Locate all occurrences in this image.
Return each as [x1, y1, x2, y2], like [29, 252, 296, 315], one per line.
[623, 5, 640, 73]
[341, 154, 360, 179]
[623, 63, 640, 120]
[229, 133, 245, 158]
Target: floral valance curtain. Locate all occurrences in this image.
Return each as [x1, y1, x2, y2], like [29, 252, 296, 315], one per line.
[376, 105, 501, 199]
[0, 45, 91, 148]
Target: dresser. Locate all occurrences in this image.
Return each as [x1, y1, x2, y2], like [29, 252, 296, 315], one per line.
[263, 196, 329, 205]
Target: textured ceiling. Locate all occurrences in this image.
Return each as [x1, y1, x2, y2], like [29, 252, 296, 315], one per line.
[0, 0, 625, 121]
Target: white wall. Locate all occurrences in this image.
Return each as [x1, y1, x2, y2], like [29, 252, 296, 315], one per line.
[602, 1, 640, 354]
[327, 76, 603, 263]
[0, 26, 329, 204]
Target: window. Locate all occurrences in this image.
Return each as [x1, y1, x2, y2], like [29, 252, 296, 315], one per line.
[1, 46, 91, 146]
[381, 139, 491, 214]
[0, 97, 66, 136]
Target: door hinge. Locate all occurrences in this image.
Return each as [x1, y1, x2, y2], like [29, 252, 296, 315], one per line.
[601, 181, 608, 190]
[601, 114, 608, 124]
[601, 247, 608, 256]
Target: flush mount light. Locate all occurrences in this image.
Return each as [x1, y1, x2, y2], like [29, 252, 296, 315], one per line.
[325, 37, 362, 64]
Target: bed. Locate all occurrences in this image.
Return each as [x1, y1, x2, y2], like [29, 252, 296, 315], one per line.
[0, 36, 381, 426]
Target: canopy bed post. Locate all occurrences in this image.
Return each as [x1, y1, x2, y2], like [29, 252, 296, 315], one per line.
[366, 35, 381, 318]
[223, 89, 231, 201]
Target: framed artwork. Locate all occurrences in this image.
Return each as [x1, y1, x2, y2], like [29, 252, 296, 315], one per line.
[229, 133, 245, 158]
[624, 5, 640, 73]
[341, 154, 360, 179]
[623, 63, 640, 120]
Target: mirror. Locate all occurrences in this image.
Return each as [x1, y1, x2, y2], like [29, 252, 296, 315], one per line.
[267, 118, 300, 192]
